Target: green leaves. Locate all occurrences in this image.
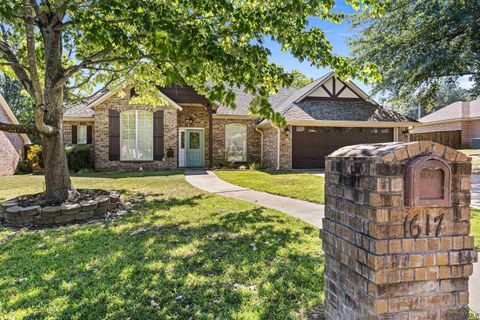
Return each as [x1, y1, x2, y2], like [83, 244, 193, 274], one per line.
[350, 0, 479, 115]
[1, 0, 382, 124]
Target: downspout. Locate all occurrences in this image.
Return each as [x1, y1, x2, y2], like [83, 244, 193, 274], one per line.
[254, 126, 263, 167]
[272, 124, 281, 170]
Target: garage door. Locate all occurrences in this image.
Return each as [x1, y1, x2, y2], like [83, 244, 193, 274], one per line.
[292, 126, 394, 168]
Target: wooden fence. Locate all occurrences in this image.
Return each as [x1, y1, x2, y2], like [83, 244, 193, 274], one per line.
[410, 130, 462, 149]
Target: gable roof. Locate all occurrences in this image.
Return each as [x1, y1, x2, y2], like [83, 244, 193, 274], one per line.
[0, 93, 31, 144]
[417, 98, 480, 123]
[257, 73, 413, 126]
[64, 88, 182, 120]
[63, 73, 413, 126]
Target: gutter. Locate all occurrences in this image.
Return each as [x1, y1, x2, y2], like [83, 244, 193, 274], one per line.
[272, 124, 281, 170]
[254, 126, 264, 167]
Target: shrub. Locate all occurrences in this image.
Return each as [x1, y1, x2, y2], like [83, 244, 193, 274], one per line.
[65, 145, 93, 172]
[26, 144, 43, 171]
[249, 162, 260, 170]
[16, 159, 32, 173]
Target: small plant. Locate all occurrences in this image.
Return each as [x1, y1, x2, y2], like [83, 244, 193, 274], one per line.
[65, 145, 93, 172]
[249, 162, 260, 170]
[26, 144, 43, 171]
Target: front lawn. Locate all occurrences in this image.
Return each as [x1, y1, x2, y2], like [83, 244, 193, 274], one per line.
[214, 170, 325, 204]
[0, 172, 323, 319]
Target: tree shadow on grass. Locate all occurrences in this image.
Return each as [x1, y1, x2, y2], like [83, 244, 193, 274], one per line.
[0, 196, 324, 319]
[71, 170, 184, 179]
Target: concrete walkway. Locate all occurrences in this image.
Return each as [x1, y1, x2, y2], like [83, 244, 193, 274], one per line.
[186, 170, 479, 313]
[185, 170, 324, 228]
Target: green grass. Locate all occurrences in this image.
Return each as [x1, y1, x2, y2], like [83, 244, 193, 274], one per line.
[0, 172, 323, 319]
[215, 170, 325, 204]
[472, 209, 480, 249]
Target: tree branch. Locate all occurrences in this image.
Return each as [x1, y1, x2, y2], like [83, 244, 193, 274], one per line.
[23, 0, 56, 136]
[0, 121, 38, 135]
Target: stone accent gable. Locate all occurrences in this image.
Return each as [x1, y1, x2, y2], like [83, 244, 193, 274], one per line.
[212, 118, 261, 165]
[93, 93, 177, 171]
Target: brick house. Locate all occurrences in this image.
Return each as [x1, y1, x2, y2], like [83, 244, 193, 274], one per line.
[63, 73, 414, 170]
[410, 98, 480, 148]
[0, 94, 30, 175]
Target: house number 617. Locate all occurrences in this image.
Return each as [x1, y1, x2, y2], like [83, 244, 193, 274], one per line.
[403, 214, 444, 238]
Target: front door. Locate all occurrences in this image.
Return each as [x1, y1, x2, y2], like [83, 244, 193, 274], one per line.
[186, 129, 204, 167]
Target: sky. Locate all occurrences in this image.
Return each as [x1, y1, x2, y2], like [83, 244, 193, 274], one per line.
[263, 1, 372, 91]
[264, 1, 473, 94]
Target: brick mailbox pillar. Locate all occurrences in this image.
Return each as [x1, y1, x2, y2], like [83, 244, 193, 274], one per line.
[321, 142, 478, 320]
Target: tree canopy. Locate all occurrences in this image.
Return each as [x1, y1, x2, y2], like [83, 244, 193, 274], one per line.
[349, 0, 479, 114]
[0, 0, 380, 201]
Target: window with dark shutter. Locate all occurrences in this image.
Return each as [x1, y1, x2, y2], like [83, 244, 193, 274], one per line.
[153, 110, 164, 160]
[72, 125, 77, 144]
[87, 125, 93, 144]
[109, 110, 120, 161]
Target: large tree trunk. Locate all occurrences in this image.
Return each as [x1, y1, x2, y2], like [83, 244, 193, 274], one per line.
[41, 130, 72, 203]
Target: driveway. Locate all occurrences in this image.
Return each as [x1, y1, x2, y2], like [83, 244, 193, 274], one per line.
[471, 175, 480, 209]
[185, 170, 324, 228]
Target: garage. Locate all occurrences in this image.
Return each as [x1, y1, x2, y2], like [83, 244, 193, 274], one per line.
[292, 126, 394, 168]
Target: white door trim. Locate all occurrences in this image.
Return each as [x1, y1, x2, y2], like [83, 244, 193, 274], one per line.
[178, 127, 205, 167]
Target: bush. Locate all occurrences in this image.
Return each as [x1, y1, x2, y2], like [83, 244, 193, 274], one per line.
[249, 162, 260, 170]
[65, 145, 93, 172]
[26, 144, 43, 171]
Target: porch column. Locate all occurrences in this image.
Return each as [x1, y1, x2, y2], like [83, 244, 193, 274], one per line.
[207, 103, 213, 168]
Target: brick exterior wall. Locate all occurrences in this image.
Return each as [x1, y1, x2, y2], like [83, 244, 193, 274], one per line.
[93, 93, 177, 171]
[212, 118, 261, 165]
[261, 125, 292, 170]
[177, 105, 210, 167]
[0, 106, 24, 176]
[63, 120, 95, 146]
[322, 142, 477, 319]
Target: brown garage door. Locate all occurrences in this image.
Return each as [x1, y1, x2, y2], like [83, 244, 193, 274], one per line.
[292, 126, 394, 168]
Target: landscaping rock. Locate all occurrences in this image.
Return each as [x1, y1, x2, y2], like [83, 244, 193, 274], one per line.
[61, 203, 81, 215]
[96, 195, 110, 208]
[76, 210, 94, 221]
[94, 205, 108, 217]
[55, 213, 76, 224]
[34, 209, 58, 225]
[80, 200, 97, 212]
[1, 200, 18, 212]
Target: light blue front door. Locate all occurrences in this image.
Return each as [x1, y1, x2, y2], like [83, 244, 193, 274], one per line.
[186, 129, 204, 167]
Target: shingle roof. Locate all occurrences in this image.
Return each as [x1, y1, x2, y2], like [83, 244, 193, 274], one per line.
[417, 98, 480, 123]
[281, 98, 412, 122]
[63, 91, 109, 118]
[215, 86, 297, 116]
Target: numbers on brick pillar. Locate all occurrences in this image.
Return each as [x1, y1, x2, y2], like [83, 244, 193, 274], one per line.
[404, 213, 445, 238]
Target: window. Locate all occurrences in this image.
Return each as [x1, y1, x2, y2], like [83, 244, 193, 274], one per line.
[120, 110, 153, 161]
[225, 123, 247, 162]
[77, 125, 87, 144]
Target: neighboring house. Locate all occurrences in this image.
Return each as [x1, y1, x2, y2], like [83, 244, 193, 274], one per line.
[63, 72, 414, 170]
[410, 98, 480, 148]
[0, 94, 30, 176]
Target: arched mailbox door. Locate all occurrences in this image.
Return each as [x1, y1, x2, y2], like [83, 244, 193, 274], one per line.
[405, 155, 451, 207]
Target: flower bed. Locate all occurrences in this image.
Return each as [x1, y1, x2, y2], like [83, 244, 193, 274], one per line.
[0, 189, 121, 226]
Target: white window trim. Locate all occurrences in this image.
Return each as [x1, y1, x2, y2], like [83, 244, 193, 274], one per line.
[77, 125, 87, 144]
[120, 110, 153, 161]
[225, 123, 248, 162]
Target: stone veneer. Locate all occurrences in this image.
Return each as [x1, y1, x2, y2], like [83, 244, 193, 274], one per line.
[93, 93, 178, 171]
[63, 120, 94, 146]
[322, 141, 477, 320]
[212, 118, 261, 165]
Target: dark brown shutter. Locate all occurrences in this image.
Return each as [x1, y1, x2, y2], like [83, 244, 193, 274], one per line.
[87, 125, 93, 144]
[72, 125, 77, 144]
[109, 110, 120, 161]
[153, 110, 164, 160]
